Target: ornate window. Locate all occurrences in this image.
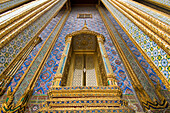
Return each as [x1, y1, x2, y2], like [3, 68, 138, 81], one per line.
[42, 22, 131, 112]
[54, 22, 117, 87]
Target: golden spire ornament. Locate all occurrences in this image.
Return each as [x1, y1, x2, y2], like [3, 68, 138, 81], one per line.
[82, 20, 89, 30]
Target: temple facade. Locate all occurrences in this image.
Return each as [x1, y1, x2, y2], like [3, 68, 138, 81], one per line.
[0, 0, 169, 112]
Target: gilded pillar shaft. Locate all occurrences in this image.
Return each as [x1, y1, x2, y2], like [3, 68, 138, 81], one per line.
[0, 0, 60, 49]
[115, 0, 169, 33]
[112, 0, 170, 43]
[0, 36, 41, 96]
[0, 7, 70, 112]
[107, 0, 170, 55]
[102, 0, 169, 90]
[101, 0, 170, 90]
[97, 35, 117, 86]
[143, 0, 170, 10]
[0, 0, 67, 80]
[0, 0, 50, 29]
[0, 0, 52, 39]
[98, 5, 168, 111]
[0, 0, 32, 14]
[53, 36, 72, 87]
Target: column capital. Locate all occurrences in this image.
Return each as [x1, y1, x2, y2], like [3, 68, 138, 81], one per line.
[97, 35, 105, 43]
[65, 36, 72, 42]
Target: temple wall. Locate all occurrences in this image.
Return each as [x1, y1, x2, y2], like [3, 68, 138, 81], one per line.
[0, 0, 169, 112]
[13, 10, 69, 105]
[33, 6, 134, 95]
[102, 6, 166, 89]
[0, 0, 67, 109]
[9, 10, 65, 93]
[24, 6, 142, 112]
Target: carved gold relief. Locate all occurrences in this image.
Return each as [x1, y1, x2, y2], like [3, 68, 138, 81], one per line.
[72, 34, 97, 51]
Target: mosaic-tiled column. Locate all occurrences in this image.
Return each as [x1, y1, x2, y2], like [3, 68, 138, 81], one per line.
[53, 36, 72, 87]
[97, 35, 117, 86]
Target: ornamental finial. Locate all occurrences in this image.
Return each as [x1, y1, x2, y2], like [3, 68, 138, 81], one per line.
[82, 20, 88, 30]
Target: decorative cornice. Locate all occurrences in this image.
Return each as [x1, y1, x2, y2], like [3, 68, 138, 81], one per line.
[65, 30, 105, 42]
[65, 20, 105, 41]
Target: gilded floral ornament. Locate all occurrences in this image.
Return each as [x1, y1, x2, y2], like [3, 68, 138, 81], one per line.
[0, 86, 14, 112]
[65, 21, 105, 42]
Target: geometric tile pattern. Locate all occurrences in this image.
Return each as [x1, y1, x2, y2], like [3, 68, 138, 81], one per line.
[33, 6, 134, 95]
[103, 7, 167, 89]
[123, 94, 143, 112]
[104, 1, 170, 83]
[12, 7, 66, 103]
[41, 109, 134, 113]
[0, 0, 63, 74]
[1, 2, 66, 103]
[100, 6, 159, 101]
[38, 110, 134, 113]
[25, 95, 48, 113]
[72, 55, 84, 86]
[9, 10, 64, 91]
[86, 55, 98, 86]
[124, 0, 170, 25]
